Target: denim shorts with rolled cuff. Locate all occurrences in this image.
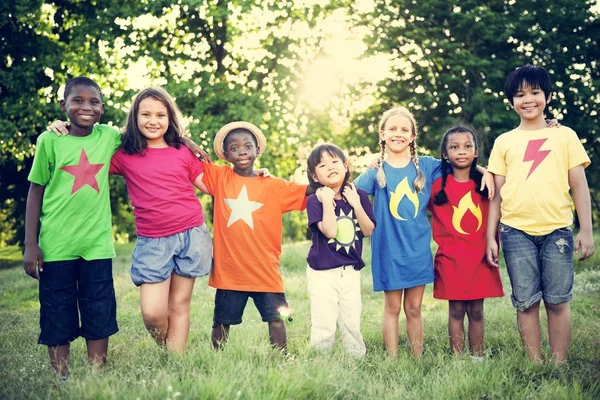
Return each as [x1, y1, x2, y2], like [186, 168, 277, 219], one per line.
[500, 223, 574, 311]
[212, 289, 288, 326]
[131, 224, 213, 286]
[38, 258, 118, 347]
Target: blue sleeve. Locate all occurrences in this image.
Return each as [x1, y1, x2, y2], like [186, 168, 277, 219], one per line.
[354, 168, 378, 195]
[420, 156, 442, 182]
[306, 194, 323, 232]
[358, 189, 376, 226]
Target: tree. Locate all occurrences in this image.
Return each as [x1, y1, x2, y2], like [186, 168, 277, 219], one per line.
[349, 0, 600, 225]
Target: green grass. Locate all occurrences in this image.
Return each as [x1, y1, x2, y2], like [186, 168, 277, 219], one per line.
[1, 238, 599, 399]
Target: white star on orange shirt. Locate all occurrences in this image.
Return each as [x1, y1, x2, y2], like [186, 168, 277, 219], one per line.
[225, 185, 264, 229]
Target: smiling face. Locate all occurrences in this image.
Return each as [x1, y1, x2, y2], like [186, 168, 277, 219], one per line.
[136, 97, 169, 148]
[511, 82, 550, 125]
[311, 151, 348, 192]
[380, 114, 415, 154]
[60, 85, 104, 136]
[223, 130, 259, 174]
[444, 131, 478, 171]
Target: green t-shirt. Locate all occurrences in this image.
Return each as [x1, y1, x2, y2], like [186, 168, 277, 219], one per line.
[28, 124, 122, 262]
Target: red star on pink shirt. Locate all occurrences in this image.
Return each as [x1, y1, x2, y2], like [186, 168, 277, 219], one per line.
[60, 149, 104, 195]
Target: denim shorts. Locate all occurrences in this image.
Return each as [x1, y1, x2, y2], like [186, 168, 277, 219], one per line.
[212, 289, 288, 326]
[131, 224, 213, 286]
[500, 223, 574, 311]
[38, 258, 118, 347]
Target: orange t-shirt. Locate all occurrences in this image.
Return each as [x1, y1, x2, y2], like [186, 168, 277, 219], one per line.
[202, 163, 307, 292]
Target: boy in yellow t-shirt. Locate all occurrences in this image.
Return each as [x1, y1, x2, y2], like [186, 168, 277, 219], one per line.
[486, 64, 594, 365]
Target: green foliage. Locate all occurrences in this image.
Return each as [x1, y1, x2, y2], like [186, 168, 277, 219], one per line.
[0, 242, 599, 399]
[349, 0, 600, 225]
[0, 0, 336, 244]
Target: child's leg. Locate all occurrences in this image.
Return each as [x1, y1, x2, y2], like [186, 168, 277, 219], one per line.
[382, 290, 403, 357]
[337, 268, 366, 357]
[307, 266, 339, 351]
[448, 301, 467, 354]
[268, 320, 287, 350]
[166, 274, 196, 354]
[466, 299, 484, 356]
[517, 302, 542, 363]
[78, 259, 118, 367]
[403, 285, 425, 358]
[140, 278, 171, 346]
[47, 345, 70, 377]
[212, 323, 231, 350]
[544, 302, 571, 364]
[86, 338, 109, 367]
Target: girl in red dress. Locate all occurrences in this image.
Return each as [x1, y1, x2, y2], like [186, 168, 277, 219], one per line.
[429, 126, 504, 357]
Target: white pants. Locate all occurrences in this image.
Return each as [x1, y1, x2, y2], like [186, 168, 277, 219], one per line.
[306, 265, 366, 357]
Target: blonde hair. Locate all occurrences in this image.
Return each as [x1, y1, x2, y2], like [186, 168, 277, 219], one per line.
[376, 106, 426, 193]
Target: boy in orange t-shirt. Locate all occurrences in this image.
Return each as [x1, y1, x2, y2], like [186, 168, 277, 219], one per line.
[200, 121, 309, 351]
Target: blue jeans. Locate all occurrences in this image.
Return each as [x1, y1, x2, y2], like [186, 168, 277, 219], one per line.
[500, 223, 574, 311]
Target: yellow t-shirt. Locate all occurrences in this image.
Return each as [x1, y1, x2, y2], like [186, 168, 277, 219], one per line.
[488, 126, 590, 235]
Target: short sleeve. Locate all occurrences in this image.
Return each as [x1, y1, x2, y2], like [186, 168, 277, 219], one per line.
[306, 194, 323, 232]
[274, 179, 307, 213]
[487, 138, 507, 176]
[566, 128, 591, 169]
[354, 168, 377, 195]
[201, 162, 227, 194]
[185, 148, 203, 181]
[420, 156, 442, 182]
[28, 132, 53, 186]
[358, 189, 376, 225]
[109, 150, 122, 176]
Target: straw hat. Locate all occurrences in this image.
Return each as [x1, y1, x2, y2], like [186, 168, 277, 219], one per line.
[213, 121, 267, 160]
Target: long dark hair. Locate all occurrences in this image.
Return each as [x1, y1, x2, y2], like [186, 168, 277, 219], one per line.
[121, 87, 185, 155]
[433, 125, 488, 206]
[307, 143, 351, 200]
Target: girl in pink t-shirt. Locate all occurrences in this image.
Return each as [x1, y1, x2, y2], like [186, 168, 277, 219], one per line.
[108, 87, 212, 354]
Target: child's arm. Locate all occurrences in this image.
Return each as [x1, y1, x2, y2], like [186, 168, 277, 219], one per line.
[486, 174, 505, 268]
[181, 137, 212, 163]
[316, 187, 338, 239]
[47, 120, 69, 136]
[23, 183, 45, 279]
[475, 166, 495, 199]
[192, 172, 211, 195]
[343, 183, 375, 237]
[569, 165, 595, 260]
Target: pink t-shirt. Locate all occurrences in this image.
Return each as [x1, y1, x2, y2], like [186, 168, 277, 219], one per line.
[109, 146, 205, 238]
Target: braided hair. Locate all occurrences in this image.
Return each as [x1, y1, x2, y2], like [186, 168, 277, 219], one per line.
[433, 125, 488, 206]
[376, 106, 425, 193]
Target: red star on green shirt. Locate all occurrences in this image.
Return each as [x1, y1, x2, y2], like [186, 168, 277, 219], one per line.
[60, 149, 104, 195]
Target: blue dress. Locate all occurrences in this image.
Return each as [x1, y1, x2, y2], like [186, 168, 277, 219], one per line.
[354, 157, 441, 291]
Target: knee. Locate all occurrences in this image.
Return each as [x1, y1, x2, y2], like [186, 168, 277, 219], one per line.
[467, 307, 483, 322]
[449, 304, 466, 321]
[404, 303, 422, 319]
[142, 310, 168, 328]
[385, 303, 402, 315]
[545, 302, 568, 315]
[168, 300, 191, 317]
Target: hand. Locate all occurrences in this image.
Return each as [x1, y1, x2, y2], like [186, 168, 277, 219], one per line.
[255, 168, 271, 178]
[316, 187, 336, 207]
[23, 245, 44, 280]
[48, 120, 69, 136]
[482, 170, 495, 200]
[545, 119, 561, 128]
[575, 230, 595, 261]
[486, 239, 500, 268]
[368, 157, 381, 169]
[196, 147, 213, 163]
[343, 183, 361, 208]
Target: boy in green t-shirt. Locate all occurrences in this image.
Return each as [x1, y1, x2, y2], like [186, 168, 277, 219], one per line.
[24, 77, 121, 378]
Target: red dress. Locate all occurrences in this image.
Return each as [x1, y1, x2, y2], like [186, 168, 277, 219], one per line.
[429, 176, 504, 300]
